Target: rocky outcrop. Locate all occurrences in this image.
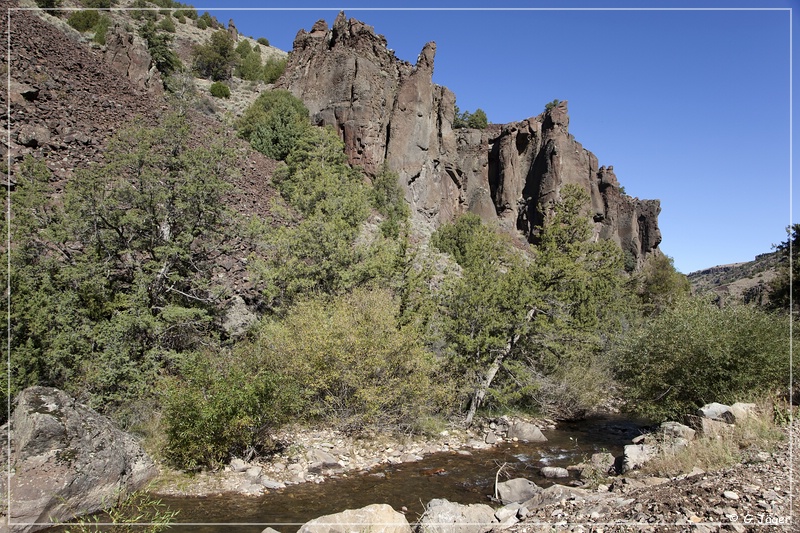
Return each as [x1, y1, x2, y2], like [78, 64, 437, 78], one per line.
[279, 12, 661, 263]
[104, 23, 162, 94]
[0, 387, 158, 533]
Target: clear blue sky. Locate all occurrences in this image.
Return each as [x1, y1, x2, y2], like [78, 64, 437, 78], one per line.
[198, 1, 795, 274]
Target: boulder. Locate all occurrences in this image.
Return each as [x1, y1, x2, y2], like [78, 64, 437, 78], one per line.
[496, 478, 541, 504]
[660, 421, 696, 440]
[298, 503, 411, 533]
[306, 447, 343, 474]
[506, 421, 547, 443]
[417, 498, 496, 533]
[621, 444, 657, 473]
[697, 402, 735, 423]
[17, 124, 50, 148]
[590, 452, 616, 474]
[522, 484, 602, 510]
[729, 402, 757, 421]
[230, 458, 248, 472]
[1, 387, 157, 533]
[540, 466, 570, 478]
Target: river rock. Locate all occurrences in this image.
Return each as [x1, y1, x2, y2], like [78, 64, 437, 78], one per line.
[259, 477, 286, 490]
[418, 499, 497, 533]
[621, 444, 657, 473]
[230, 458, 248, 472]
[590, 452, 616, 473]
[506, 421, 547, 443]
[496, 478, 541, 504]
[522, 484, 602, 510]
[540, 466, 570, 478]
[1, 386, 157, 533]
[297, 503, 411, 533]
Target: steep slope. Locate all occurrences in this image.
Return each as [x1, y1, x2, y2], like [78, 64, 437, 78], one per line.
[687, 252, 782, 306]
[278, 12, 662, 266]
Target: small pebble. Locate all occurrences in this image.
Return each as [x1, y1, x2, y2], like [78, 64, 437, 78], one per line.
[723, 491, 739, 500]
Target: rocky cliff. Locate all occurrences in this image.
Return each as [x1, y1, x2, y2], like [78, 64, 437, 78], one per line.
[279, 13, 661, 264]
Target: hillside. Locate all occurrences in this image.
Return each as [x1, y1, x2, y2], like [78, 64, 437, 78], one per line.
[687, 252, 783, 306]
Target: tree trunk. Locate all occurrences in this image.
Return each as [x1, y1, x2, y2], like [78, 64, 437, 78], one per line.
[464, 309, 537, 427]
[465, 353, 504, 426]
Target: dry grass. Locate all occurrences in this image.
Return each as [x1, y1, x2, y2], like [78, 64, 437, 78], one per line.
[638, 399, 787, 477]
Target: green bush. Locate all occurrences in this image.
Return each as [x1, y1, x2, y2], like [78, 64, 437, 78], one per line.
[262, 57, 287, 84]
[35, 0, 61, 8]
[237, 89, 309, 160]
[452, 105, 488, 129]
[157, 16, 176, 33]
[139, 22, 181, 76]
[163, 349, 294, 470]
[615, 297, 792, 421]
[209, 81, 230, 99]
[255, 289, 452, 432]
[67, 10, 100, 32]
[545, 99, 562, 111]
[81, 0, 113, 8]
[193, 30, 238, 81]
[257, 37, 269, 46]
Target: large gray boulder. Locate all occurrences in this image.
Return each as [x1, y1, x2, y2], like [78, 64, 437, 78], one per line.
[496, 478, 541, 504]
[506, 421, 547, 443]
[1, 387, 157, 533]
[417, 498, 497, 533]
[297, 503, 411, 533]
[621, 443, 657, 473]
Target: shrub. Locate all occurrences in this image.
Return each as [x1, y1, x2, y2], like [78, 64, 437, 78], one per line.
[67, 10, 100, 32]
[157, 16, 176, 33]
[257, 37, 269, 46]
[81, 0, 113, 8]
[92, 15, 111, 44]
[262, 57, 287, 84]
[35, 0, 61, 8]
[452, 105, 488, 129]
[209, 81, 230, 99]
[255, 289, 452, 432]
[192, 30, 238, 81]
[139, 22, 181, 76]
[163, 349, 294, 470]
[198, 11, 214, 29]
[237, 52, 263, 82]
[235, 40, 252, 58]
[545, 99, 562, 111]
[237, 89, 309, 160]
[615, 297, 792, 421]
[131, 0, 157, 22]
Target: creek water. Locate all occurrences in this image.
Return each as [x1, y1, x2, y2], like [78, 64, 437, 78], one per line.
[154, 415, 647, 533]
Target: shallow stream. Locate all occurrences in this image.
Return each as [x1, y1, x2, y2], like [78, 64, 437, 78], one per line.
[155, 415, 648, 532]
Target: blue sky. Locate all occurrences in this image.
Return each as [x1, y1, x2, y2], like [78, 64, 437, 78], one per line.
[198, 1, 795, 274]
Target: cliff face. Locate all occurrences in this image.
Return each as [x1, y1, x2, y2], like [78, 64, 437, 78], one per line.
[279, 13, 661, 264]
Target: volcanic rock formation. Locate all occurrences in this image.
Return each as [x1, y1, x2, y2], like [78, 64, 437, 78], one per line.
[279, 12, 661, 264]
